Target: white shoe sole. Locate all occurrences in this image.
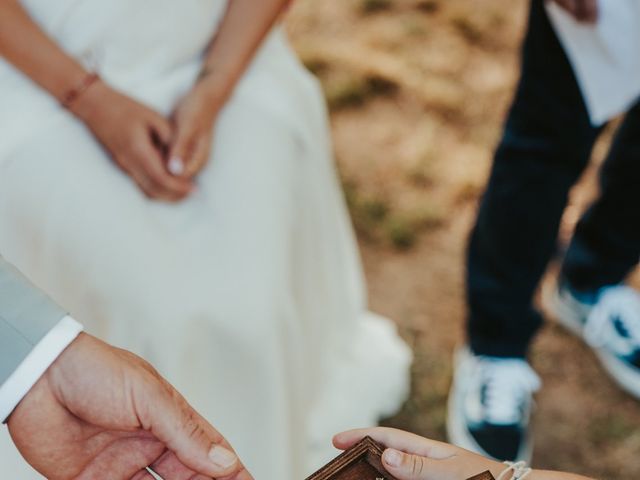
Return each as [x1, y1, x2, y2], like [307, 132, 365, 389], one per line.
[544, 284, 640, 400]
[446, 349, 533, 463]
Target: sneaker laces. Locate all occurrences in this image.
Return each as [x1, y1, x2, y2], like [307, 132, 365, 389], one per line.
[584, 286, 640, 357]
[479, 358, 541, 425]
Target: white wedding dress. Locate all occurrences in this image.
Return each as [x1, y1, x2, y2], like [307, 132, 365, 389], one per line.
[0, 1, 411, 478]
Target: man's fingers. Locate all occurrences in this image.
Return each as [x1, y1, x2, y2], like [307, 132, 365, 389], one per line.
[76, 434, 166, 480]
[185, 409, 255, 480]
[138, 379, 251, 479]
[130, 470, 157, 480]
[151, 450, 207, 480]
[381, 449, 433, 480]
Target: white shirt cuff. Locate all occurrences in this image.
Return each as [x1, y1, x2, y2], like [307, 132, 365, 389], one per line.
[0, 315, 83, 422]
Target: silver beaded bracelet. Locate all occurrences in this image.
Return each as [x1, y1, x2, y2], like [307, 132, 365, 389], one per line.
[497, 461, 533, 480]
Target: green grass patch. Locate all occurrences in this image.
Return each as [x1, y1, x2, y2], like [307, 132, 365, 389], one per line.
[415, 0, 439, 14]
[451, 15, 484, 44]
[344, 178, 446, 251]
[323, 71, 399, 111]
[385, 215, 416, 250]
[360, 0, 394, 14]
[326, 77, 371, 110]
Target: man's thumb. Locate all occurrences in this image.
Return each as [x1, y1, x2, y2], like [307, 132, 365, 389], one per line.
[145, 382, 244, 478]
[381, 448, 433, 480]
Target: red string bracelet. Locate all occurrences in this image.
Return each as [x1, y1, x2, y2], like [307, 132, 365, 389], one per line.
[61, 72, 100, 109]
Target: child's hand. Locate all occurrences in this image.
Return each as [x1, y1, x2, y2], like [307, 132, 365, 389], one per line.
[550, 0, 598, 23]
[333, 428, 503, 480]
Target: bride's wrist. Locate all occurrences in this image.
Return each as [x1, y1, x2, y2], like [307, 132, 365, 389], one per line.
[193, 67, 236, 107]
[67, 79, 112, 125]
[487, 460, 510, 479]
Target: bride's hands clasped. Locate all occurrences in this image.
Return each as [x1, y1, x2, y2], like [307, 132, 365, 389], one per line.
[1, 0, 290, 203]
[72, 79, 223, 202]
[70, 81, 195, 202]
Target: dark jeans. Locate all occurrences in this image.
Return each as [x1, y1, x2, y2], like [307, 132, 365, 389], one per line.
[467, 0, 640, 358]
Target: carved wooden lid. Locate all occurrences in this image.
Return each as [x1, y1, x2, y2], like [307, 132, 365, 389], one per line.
[466, 471, 496, 480]
[305, 436, 397, 480]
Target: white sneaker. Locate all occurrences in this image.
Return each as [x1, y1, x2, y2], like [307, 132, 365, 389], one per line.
[447, 347, 541, 462]
[546, 282, 640, 399]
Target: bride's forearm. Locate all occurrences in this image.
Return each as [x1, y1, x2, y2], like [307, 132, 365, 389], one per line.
[196, 0, 290, 102]
[0, 0, 89, 108]
[530, 471, 595, 480]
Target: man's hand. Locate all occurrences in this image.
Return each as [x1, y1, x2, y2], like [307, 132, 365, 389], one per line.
[7, 333, 253, 480]
[550, 0, 598, 23]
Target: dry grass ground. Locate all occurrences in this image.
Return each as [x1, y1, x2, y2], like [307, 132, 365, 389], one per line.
[286, 1, 640, 478]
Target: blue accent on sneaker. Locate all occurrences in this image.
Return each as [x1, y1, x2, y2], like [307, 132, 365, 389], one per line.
[547, 280, 640, 399]
[558, 279, 597, 309]
[612, 315, 630, 339]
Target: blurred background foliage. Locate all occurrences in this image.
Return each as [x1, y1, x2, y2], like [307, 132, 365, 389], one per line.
[286, 1, 640, 479]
